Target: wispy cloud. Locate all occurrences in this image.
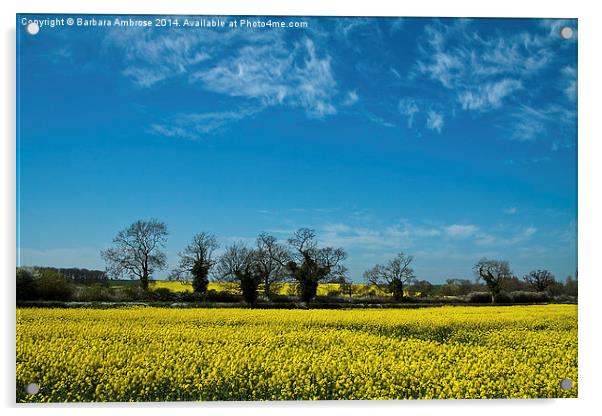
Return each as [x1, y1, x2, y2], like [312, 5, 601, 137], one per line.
[540, 19, 578, 42]
[336, 18, 374, 39]
[193, 38, 337, 118]
[505, 156, 552, 165]
[458, 79, 523, 111]
[389, 18, 405, 35]
[475, 226, 537, 246]
[106, 26, 340, 125]
[105, 27, 212, 87]
[319, 220, 442, 251]
[444, 224, 478, 238]
[506, 104, 576, 142]
[342, 90, 359, 106]
[412, 18, 568, 138]
[410, 17, 578, 153]
[319, 218, 539, 254]
[320, 223, 410, 250]
[503, 207, 517, 215]
[398, 98, 419, 128]
[122, 67, 170, 88]
[105, 18, 575, 148]
[416, 19, 555, 101]
[561, 65, 577, 101]
[426, 110, 444, 133]
[150, 107, 259, 139]
[367, 114, 396, 128]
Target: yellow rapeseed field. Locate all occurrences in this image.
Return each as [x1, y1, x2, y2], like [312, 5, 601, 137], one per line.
[148, 281, 399, 297]
[16, 305, 577, 402]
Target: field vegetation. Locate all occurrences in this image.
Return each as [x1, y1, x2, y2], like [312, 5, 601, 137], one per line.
[17, 305, 577, 402]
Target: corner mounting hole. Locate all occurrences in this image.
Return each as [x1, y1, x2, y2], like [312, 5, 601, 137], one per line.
[560, 27, 573, 40]
[560, 378, 573, 391]
[26, 22, 40, 36]
[25, 382, 39, 395]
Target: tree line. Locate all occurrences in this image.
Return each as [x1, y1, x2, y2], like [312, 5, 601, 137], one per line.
[36, 267, 107, 284]
[98, 219, 576, 304]
[100, 220, 347, 303]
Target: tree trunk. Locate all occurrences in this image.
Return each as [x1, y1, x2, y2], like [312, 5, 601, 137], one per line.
[300, 280, 318, 303]
[141, 271, 149, 290]
[391, 279, 404, 301]
[141, 256, 149, 291]
[264, 278, 271, 300]
[240, 273, 259, 304]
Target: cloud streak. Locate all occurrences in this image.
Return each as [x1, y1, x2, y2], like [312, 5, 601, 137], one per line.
[105, 23, 342, 137]
[150, 107, 260, 139]
[411, 18, 574, 138]
[192, 38, 338, 118]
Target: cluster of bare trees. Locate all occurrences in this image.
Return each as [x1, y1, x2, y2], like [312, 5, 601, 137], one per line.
[101, 220, 347, 302]
[363, 252, 416, 301]
[101, 219, 569, 303]
[473, 258, 568, 301]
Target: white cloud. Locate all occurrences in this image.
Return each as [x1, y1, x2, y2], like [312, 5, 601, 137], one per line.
[193, 44, 291, 104]
[398, 98, 419, 128]
[508, 104, 576, 142]
[192, 38, 337, 118]
[106, 27, 339, 121]
[416, 20, 557, 115]
[106, 28, 212, 87]
[413, 227, 442, 237]
[475, 233, 497, 246]
[337, 18, 373, 39]
[503, 207, 517, 215]
[518, 226, 537, 239]
[505, 156, 552, 165]
[504, 226, 537, 245]
[150, 107, 259, 139]
[319, 221, 441, 252]
[426, 110, 444, 133]
[367, 114, 396, 128]
[342, 90, 359, 106]
[122, 67, 170, 88]
[562, 66, 577, 101]
[510, 106, 548, 141]
[418, 50, 464, 89]
[475, 226, 537, 246]
[458, 79, 523, 111]
[444, 224, 479, 238]
[321, 223, 407, 250]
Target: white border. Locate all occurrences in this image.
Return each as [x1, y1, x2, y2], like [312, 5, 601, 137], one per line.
[3, 1, 601, 416]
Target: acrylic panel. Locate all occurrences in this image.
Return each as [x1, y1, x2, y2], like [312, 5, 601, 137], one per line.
[16, 14, 578, 402]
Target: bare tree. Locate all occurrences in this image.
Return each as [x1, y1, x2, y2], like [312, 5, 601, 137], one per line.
[255, 233, 290, 299]
[286, 228, 347, 303]
[565, 275, 578, 297]
[473, 258, 512, 300]
[101, 219, 168, 290]
[524, 270, 555, 293]
[364, 252, 416, 301]
[332, 275, 354, 298]
[215, 243, 261, 303]
[411, 280, 434, 298]
[170, 232, 219, 294]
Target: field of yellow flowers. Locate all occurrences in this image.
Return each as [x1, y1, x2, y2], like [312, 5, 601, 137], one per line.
[145, 280, 395, 297]
[16, 305, 577, 402]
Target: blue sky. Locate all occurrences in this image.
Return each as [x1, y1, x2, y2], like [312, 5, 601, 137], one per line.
[17, 16, 577, 283]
